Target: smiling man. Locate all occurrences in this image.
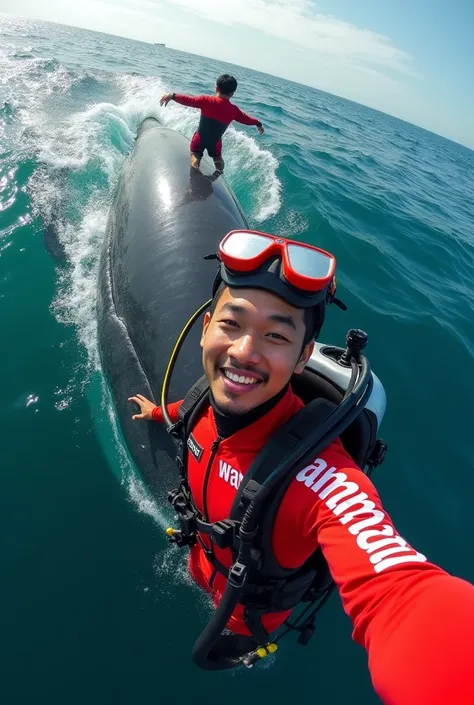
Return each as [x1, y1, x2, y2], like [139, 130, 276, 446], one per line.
[200, 286, 313, 414]
[129, 230, 474, 704]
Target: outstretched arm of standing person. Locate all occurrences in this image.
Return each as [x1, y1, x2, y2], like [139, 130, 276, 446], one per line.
[299, 454, 474, 705]
[128, 393, 182, 423]
[160, 92, 206, 109]
[232, 106, 264, 133]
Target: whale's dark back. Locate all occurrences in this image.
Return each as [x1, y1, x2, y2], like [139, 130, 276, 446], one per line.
[98, 119, 248, 499]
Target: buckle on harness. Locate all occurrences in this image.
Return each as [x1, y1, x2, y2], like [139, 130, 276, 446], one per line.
[167, 420, 183, 440]
[211, 519, 237, 549]
[242, 479, 263, 504]
[369, 438, 387, 468]
[297, 621, 316, 646]
[167, 488, 197, 546]
[228, 561, 247, 588]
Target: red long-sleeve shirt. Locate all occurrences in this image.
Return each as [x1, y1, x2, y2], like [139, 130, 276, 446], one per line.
[152, 389, 474, 705]
[173, 93, 261, 148]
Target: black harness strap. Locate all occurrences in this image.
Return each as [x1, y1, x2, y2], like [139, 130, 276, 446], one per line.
[168, 375, 209, 478]
[178, 374, 210, 427]
[251, 399, 337, 580]
[220, 398, 337, 644]
[230, 398, 336, 523]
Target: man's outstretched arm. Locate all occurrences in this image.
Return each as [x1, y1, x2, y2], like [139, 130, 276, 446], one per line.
[300, 455, 474, 705]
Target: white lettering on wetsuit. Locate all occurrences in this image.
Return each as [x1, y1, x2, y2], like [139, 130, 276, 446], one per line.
[296, 458, 427, 573]
[219, 460, 243, 489]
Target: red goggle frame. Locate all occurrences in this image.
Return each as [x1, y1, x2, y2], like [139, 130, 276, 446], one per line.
[218, 230, 336, 293]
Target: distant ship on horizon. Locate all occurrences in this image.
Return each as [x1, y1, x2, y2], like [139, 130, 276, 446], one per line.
[154, 43, 166, 47]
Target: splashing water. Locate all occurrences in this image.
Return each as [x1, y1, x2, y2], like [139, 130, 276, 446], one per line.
[14, 65, 282, 388]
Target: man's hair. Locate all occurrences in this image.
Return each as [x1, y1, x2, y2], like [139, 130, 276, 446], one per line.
[209, 282, 324, 349]
[216, 74, 237, 96]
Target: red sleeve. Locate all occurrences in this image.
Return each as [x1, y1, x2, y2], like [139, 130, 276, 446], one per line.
[296, 451, 474, 704]
[232, 105, 261, 126]
[367, 573, 474, 705]
[151, 399, 182, 423]
[173, 93, 206, 109]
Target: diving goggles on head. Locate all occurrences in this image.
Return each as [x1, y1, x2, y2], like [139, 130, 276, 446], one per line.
[219, 230, 336, 293]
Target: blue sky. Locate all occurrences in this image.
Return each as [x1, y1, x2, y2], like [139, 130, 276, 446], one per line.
[3, 0, 473, 148]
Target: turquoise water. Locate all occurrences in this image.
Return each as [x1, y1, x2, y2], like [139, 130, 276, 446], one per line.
[1, 14, 474, 705]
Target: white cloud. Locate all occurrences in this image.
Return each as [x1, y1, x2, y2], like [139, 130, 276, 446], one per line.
[12, 0, 459, 141]
[161, 0, 416, 77]
[94, 0, 173, 24]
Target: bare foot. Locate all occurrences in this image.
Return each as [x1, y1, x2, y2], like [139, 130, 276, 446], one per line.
[190, 153, 201, 169]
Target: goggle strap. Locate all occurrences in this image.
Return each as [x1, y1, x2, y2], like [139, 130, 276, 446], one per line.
[330, 295, 347, 311]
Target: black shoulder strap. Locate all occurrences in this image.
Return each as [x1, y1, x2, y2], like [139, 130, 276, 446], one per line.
[178, 374, 210, 433]
[229, 398, 336, 580]
[230, 398, 336, 522]
[170, 375, 210, 480]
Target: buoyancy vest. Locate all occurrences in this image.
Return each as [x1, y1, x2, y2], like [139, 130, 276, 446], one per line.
[166, 375, 385, 645]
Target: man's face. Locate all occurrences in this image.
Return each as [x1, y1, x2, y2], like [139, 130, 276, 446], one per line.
[200, 286, 314, 414]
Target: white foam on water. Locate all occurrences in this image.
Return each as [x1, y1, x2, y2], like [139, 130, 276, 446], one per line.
[224, 126, 282, 222]
[114, 73, 168, 127]
[127, 474, 169, 530]
[153, 542, 196, 592]
[274, 208, 309, 238]
[52, 205, 108, 368]
[0, 46, 75, 148]
[36, 100, 134, 175]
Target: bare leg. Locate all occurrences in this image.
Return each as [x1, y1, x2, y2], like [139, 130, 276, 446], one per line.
[213, 156, 225, 173]
[190, 152, 201, 169]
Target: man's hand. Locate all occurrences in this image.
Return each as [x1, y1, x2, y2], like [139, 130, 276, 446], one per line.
[160, 93, 174, 107]
[128, 393, 156, 420]
[257, 124, 265, 135]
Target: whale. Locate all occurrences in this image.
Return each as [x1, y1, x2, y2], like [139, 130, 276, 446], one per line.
[97, 117, 248, 500]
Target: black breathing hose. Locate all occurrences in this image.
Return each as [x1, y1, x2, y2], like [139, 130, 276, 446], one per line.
[191, 577, 249, 670]
[191, 483, 271, 670]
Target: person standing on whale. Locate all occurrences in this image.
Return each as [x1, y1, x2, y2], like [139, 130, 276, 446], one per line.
[160, 74, 264, 174]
